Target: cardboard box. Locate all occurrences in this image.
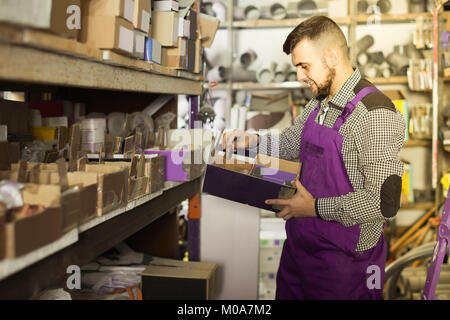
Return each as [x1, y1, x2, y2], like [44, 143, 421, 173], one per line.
[5, 206, 62, 258]
[80, 15, 135, 55]
[194, 38, 201, 74]
[64, 172, 98, 223]
[100, 160, 146, 201]
[203, 154, 300, 212]
[133, 0, 151, 33]
[0, 100, 30, 136]
[141, 257, 218, 300]
[163, 50, 187, 69]
[144, 38, 162, 64]
[144, 148, 202, 181]
[84, 164, 129, 215]
[145, 154, 165, 193]
[50, 0, 82, 38]
[198, 13, 220, 48]
[20, 184, 81, 233]
[82, 0, 135, 23]
[152, 11, 179, 46]
[153, 0, 179, 12]
[165, 37, 187, 57]
[186, 9, 197, 41]
[133, 29, 146, 59]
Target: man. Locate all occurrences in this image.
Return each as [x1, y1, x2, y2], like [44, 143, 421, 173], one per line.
[223, 16, 405, 300]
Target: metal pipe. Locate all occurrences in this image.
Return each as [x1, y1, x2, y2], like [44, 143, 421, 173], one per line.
[377, 0, 392, 14]
[240, 49, 258, 69]
[244, 5, 260, 20]
[273, 63, 291, 83]
[356, 35, 375, 53]
[260, 3, 287, 20]
[297, 0, 318, 17]
[357, 0, 369, 14]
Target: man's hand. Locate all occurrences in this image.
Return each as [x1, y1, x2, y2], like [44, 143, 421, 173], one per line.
[265, 180, 316, 221]
[222, 130, 259, 152]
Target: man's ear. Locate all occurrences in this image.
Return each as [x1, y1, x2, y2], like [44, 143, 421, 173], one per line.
[325, 48, 339, 68]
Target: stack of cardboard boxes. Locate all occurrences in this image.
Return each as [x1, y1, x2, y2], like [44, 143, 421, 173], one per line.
[0, 0, 82, 39]
[0, 0, 220, 74]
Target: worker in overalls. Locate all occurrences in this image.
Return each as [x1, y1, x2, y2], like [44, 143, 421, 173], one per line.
[223, 16, 405, 299]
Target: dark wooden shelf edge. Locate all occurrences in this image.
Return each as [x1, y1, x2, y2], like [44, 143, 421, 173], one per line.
[0, 177, 201, 300]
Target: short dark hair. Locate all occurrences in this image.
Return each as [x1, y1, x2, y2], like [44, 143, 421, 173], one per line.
[283, 16, 348, 56]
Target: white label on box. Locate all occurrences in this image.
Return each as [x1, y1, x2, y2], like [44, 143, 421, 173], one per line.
[173, 16, 179, 45]
[178, 18, 184, 38]
[0, 0, 52, 28]
[124, 0, 135, 22]
[135, 32, 145, 54]
[153, 39, 162, 65]
[179, 39, 187, 56]
[141, 10, 150, 33]
[119, 26, 134, 53]
[184, 20, 190, 38]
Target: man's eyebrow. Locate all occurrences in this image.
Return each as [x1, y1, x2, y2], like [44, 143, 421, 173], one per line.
[294, 62, 309, 67]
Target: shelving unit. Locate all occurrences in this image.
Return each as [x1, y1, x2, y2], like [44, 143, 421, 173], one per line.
[0, 178, 202, 300]
[0, 6, 205, 299]
[0, 25, 203, 95]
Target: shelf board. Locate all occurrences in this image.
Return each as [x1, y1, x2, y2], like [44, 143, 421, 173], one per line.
[400, 202, 435, 210]
[214, 81, 308, 91]
[233, 16, 351, 28]
[0, 178, 201, 298]
[0, 24, 202, 95]
[368, 76, 408, 84]
[356, 12, 433, 24]
[403, 139, 432, 148]
[225, 13, 432, 29]
[0, 229, 79, 282]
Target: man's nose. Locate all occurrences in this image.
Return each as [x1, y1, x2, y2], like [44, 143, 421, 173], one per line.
[297, 69, 307, 82]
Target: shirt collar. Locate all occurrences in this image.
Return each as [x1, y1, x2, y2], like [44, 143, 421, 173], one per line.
[327, 68, 361, 109]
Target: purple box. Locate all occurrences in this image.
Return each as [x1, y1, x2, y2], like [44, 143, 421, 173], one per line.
[203, 154, 301, 212]
[144, 148, 203, 181]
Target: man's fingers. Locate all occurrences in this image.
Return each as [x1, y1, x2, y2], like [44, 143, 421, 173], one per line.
[266, 199, 290, 206]
[276, 207, 290, 219]
[293, 180, 303, 190]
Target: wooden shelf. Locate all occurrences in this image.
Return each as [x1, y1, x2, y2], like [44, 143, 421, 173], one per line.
[400, 202, 435, 210]
[214, 81, 308, 91]
[233, 16, 351, 28]
[0, 178, 201, 299]
[368, 76, 408, 85]
[0, 24, 202, 95]
[356, 12, 433, 24]
[403, 139, 432, 148]
[224, 13, 432, 29]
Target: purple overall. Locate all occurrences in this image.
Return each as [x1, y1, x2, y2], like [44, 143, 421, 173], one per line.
[275, 86, 387, 300]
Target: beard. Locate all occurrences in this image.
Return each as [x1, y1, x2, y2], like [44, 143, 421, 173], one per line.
[314, 66, 335, 101]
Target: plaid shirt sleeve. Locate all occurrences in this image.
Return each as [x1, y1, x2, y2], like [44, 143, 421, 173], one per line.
[316, 107, 405, 226]
[258, 100, 315, 160]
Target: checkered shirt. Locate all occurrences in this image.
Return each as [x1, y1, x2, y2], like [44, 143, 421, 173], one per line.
[258, 68, 405, 252]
